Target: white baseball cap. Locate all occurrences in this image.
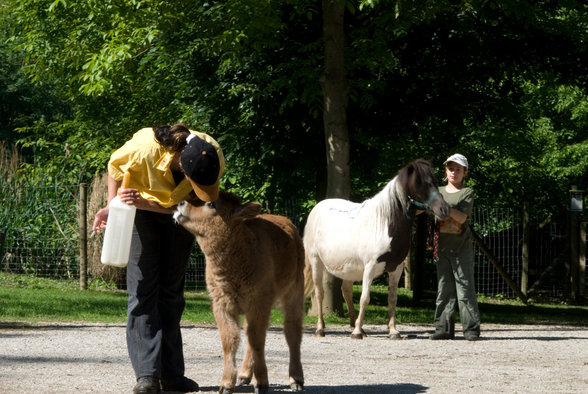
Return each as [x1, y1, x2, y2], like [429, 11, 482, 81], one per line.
[444, 153, 468, 169]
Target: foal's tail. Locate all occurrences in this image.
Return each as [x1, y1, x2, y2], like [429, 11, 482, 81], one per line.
[303, 254, 314, 298]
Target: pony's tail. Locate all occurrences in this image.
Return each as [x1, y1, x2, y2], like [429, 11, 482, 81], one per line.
[303, 254, 314, 297]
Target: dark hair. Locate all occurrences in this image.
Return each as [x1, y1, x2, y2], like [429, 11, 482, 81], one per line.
[153, 123, 191, 152]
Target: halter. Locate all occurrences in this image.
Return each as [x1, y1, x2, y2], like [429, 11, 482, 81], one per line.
[405, 189, 439, 219]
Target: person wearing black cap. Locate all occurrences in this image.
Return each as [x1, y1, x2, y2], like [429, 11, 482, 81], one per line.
[430, 154, 481, 342]
[92, 124, 224, 393]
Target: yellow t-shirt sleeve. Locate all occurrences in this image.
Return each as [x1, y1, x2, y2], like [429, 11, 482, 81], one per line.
[108, 143, 141, 183]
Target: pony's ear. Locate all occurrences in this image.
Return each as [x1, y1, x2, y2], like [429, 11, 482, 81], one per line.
[397, 161, 413, 187]
[406, 162, 415, 177]
[234, 202, 262, 219]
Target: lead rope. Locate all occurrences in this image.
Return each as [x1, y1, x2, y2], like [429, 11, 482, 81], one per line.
[427, 217, 440, 262]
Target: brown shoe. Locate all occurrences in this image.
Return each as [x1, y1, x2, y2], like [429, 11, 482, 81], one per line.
[133, 376, 160, 394]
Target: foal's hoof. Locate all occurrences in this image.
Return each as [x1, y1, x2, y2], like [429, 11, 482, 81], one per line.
[290, 382, 304, 392]
[219, 387, 233, 394]
[389, 332, 401, 339]
[314, 329, 325, 337]
[237, 376, 252, 386]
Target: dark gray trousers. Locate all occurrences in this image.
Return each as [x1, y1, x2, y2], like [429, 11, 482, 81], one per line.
[126, 210, 194, 379]
[433, 247, 481, 336]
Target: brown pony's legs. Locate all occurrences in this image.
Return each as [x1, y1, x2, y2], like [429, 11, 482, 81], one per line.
[282, 278, 305, 390]
[237, 319, 253, 386]
[244, 305, 271, 392]
[212, 302, 241, 392]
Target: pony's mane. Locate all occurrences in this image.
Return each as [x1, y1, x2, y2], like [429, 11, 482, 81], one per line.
[397, 158, 435, 195]
[358, 159, 433, 235]
[360, 176, 407, 236]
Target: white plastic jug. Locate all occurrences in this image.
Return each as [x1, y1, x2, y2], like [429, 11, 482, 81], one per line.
[100, 172, 136, 267]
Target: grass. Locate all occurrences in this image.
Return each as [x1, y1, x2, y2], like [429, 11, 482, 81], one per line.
[1, 272, 587, 327]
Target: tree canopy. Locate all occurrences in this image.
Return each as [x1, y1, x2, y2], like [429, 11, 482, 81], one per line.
[2, 0, 586, 222]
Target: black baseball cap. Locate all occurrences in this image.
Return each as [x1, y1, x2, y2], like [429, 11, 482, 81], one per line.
[180, 134, 223, 202]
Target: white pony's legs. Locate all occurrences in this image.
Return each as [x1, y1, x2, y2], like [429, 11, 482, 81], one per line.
[387, 262, 404, 338]
[310, 255, 326, 337]
[351, 263, 378, 339]
[341, 280, 356, 328]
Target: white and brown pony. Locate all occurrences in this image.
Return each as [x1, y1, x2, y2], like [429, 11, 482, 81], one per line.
[303, 159, 450, 339]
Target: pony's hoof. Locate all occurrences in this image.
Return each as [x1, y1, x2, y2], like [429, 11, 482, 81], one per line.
[290, 382, 304, 392]
[219, 387, 233, 394]
[314, 329, 325, 337]
[389, 332, 401, 339]
[237, 376, 252, 386]
[350, 332, 364, 340]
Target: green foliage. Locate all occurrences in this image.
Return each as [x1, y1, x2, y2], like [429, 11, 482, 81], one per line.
[1, 0, 587, 218]
[342, 1, 587, 219]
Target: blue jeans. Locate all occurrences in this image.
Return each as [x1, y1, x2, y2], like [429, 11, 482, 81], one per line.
[126, 210, 194, 379]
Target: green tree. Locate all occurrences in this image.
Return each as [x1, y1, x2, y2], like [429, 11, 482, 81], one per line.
[4, 0, 587, 222]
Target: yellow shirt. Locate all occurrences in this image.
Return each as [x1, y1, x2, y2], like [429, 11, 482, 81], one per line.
[108, 127, 223, 208]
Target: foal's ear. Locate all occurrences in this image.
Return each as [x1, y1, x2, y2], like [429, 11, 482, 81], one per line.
[234, 202, 262, 219]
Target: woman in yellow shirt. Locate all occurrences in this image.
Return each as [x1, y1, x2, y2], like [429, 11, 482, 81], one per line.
[93, 124, 224, 394]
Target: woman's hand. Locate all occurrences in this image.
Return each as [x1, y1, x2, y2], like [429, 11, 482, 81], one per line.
[92, 188, 139, 233]
[93, 207, 109, 232]
[119, 188, 141, 206]
[120, 188, 174, 214]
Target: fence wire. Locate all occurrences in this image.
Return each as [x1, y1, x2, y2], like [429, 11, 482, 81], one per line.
[472, 208, 522, 298]
[1, 182, 80, 279]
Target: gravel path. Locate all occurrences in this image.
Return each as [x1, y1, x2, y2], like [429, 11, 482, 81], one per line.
[1, 322, 587, 393]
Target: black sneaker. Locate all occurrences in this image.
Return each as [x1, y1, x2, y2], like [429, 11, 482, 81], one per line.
[134, 376, 161, 394]
[161, 376, 199, 392]
[429, 332, 455, 340]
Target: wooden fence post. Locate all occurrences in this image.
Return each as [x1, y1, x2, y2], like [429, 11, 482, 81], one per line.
[521, 203, 529, 296]
[580, 219, 586, 299]
[569, 211, 585, 302]
[79, 183, 88, 290]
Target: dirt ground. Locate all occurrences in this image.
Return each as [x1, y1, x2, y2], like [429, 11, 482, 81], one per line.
[1, 322, 587, 393]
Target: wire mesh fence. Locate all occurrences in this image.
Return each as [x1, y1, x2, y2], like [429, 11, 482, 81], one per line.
[472, 207, 523, 298]
[0, 182, 580, 298]
[0, 182, 81, 280]
[471, 208, 574, 299]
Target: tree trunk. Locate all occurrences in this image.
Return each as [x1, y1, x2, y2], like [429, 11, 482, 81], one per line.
[321, 0, 350, 200]
[314, 0, 349, 316]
